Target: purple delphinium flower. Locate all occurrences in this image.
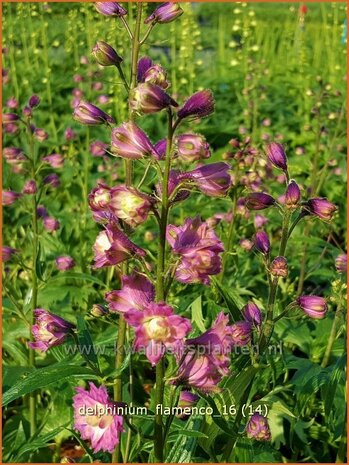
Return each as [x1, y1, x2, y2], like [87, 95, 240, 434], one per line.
[254, 231, 270, 255]
[43, 173, 60, 188]
[303, 198, 337, 221]
[181, 162, 232, 197]
[2, 246, 17, 262]
[124, 302, 192, 366]
[254, 214, 268, 229]
[2, 113, 19, 124]
[243, 301, 262, 326]
[156, 169, 191, 203]
[55, 256, 75, 271]
[270, 256, 288, 277]
[29, 94, 40, 108]
[335, 254, 347, 273]
[143, 64, 170, 89]
[266, 142, 287, 171]
[22, 180, 37, 195]
[95, 2, 127, 16]
[144, 2, 183, 24]
[246, 414, 271, 441]
[28, 308, 74, 352]
[109, 186, 153, 227]
[129, 83, 178, 115]
[245, 192, 276, 210]
[73, 382, 124, 454]
[230, 321, 252, 346]
[73, 101, 114, 125]
[177, 90, 215, 120]
[90, 140, 109, 157]
[64, 127, 76, 141]
[93, 222, 146, 268]
[167, 217, 224, 285]
[3, 147, 26, 166]
[285, 180, 301, 208]
[175, 133, 211, 162]
[137, 56, 153, 82]
[33, 128, 49, 142]
[6, 97, 18, 109]
[2, 190, 21, 206]
[42, 153, 64, 168]
[111, 122, 158, 159]
[92, 41, 123, 67]
[173, 312, 233, 393]
[88, 183, 113, 223]
[43, 217, 60, 232]
[105, 273, 155, 314]
[37, 205, 48, 218]
[296, 295, 327, 319]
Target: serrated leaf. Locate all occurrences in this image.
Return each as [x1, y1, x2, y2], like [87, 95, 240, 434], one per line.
[211, 277, 243, 322]
[189, 295, 206, 332]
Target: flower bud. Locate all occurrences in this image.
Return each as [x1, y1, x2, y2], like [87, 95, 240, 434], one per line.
[154, 138, 167, 160]
[143, 64, 170, 89]
[43, 153, 64, 168]
[3, 147, 26, 165]
[2, 246, 17, 262]
[144, 2, 183, 24]
[90, 140, 108, 157]
[33, 128, 48, 142]
[109, 186, 153, 227]
[177, 90, 215, 120]
[285, 180, 301, 208]
[266, 142, 287, 170]
[245, 192, 275, 210]
[23, 106, 32, 118]
[175, 133, 211, 162]
[55, 256, 75, 271]
[2, 113, 19, 124]
[91, 304, 108, 317]
[137, 56, 153, 82]
[129, 83, 178, 115]
[254, 231, 270, 255]
[37, 205, 48, 218]
[92, 41, 123, 67]
[335, 254, 347, 274]
[246, 414, 271, 441]
[95, 2, 127, 16]
[43, 217, 60, 232]
[270, 256, 288, 277]
[64, 127, 76, 141]
[2, 190, 21, 206]
[22, 179, 37, 195]
[296, 295, 327, 319]
[6, 97, 18, 109]
[29, 94, 40, 108]
[73, 101, 114, 125]
[303, 198, 337, 221]
[254, 214, 268, 229]
[243, 301, 262, 326]
[231, 321, 252, 346]
[182, 162, 232, 197]
[239, 238, 254, 251]
[111, 122, 158, 159]
[43, 173, 60, 188]
[177, 391, 199, 419]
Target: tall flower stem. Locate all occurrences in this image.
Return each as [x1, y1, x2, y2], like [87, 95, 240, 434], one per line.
[154, 109, 174, 463]
[321, 298, 343, 368]
[112, 5, 143, 463]
[220, 191, 238, 279]
[27, 123, 38, 435]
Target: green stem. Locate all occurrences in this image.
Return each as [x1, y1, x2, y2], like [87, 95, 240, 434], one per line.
[321, 299, 343, 368]
[154, 109, 174, 463]
[221, 192, 238, 278]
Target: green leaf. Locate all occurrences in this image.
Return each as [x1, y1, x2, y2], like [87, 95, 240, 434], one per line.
[49, 272, 107, 288]
[211, 277, 243, 322]
[189, 296, 206, 332]
[3, 363, 98, 406]
[76, 315, 99, 367]
[323, 354, 346, 417]
[169, 429, 208, 439]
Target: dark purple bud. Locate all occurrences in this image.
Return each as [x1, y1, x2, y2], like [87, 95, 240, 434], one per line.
[303, 198, 337, 221]
[177, 90, 215, 120]
[22, 179, 37, 195]
[92, 41, 123, 67]
[245, 192, 275, 210]
[37, 205, 48, 218]
[154, 138, 167, 160]
[29, 94, 40, 108]
[243, 301, 262, 326]
[266, 142, 287, 170]
[55, 256, 75, 271]
[95, 2, 127, 16]
[129, 83, 178, 115]
[73, 101, 115, 126]
[23, 106, 32, 118]
[254, 231, 270, 255]
[335, 254, 347, 274]
[270, 256, 288, 277]
[296, 295, 327, 319]
[144, 2, 183, 24]
[137, 56, 154, 83]
[43, 173, 60, 188]
[2, 113, 19, 124]
[285, 180, 301, 208]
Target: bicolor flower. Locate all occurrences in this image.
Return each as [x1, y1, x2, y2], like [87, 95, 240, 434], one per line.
[22, 180, 37, 195]
[43, 153, 64, 168]
[92, 41, 123, 67]
[175, 133, 211, 162]
[73, 101, 114, 125]
[246, 414, 271, 441]
[230, 321, 252, 346]
[245, 192, 276, 210]
[296, 295, 327, 319]
[285, 180, 301, 208]
[144, 2, 183, 24]
[182, 162, 231, 197]
[95, 2, 127, 16]
[111, 122, 158, 159]
[109, 186, 154, 227]
[254, 231, 270, 255]
[335, 254, 347, 274]
[93, 223, 146, 268]
[266, 142, 287, 171]
[124, 302, 192, 365]
[55, 256, 75, 271]
[243, 302, 262, 326]
[303, 198, 337, 221]
[177, 90, 215, 120]
[270, 256, 288, 277]
[2, 190, 21, 206]
[143, 64, 170, 89]
[73, 382, 124, 453]
[28, 308, 74, 352]
[129, 83, 178, 115]
[105, 273, 155, 314]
